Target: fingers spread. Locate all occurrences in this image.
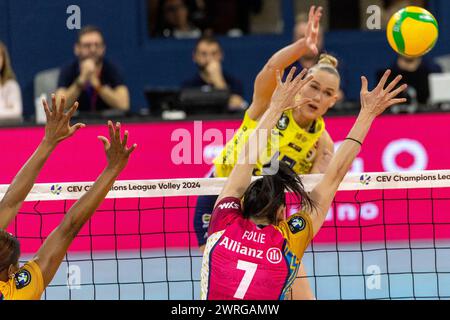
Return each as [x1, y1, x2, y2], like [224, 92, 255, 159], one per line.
[285, 66, 297, 84]
[297, 68, 308, 81]
[71, 123, 85, 132]
[42, 98, 51, 119]
[58, 95, 66, 116]
[314, 6, 323, 27]
[384, 75, 403, 93]
[361, 76, 368, 93]
[122, 130, 128, 147]
[114, 122, 121, 143]
[309, 6, 315, 22]
[66, 101, 80, 119]
[275, 69, 282, 86]
[297, 74, 313, 90]
[296, 98, 313, 109]
[98, 136, 111, 150]
[387, 83, 408, 100]
[51, 94, 56, 112]
[126, 143, 137, 156]
[377, 69, 391, 91]
[388, 98, 407, 107]
[108, 120, 115, 141]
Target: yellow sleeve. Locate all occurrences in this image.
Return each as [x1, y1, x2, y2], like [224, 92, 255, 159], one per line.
[0, 260, 44, 300]
[275, 211, 313, 259]
[214, 111, 258, 177]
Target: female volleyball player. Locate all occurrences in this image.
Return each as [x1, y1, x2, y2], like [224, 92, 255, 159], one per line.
[195, 5, 332, 299]
[0, 96, 136, 300]
[200, 67, 407, 300]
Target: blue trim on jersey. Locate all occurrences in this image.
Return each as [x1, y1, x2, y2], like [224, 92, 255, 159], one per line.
[206, 233, 223, 300]
[278, 240, 301, 300]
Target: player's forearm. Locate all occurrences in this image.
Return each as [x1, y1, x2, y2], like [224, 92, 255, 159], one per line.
[266, 39, 309, 71]
[225, 106, 283, 198]
[62, 167, 119, 236]
[324, 112, 374, 185]
[98, 86, 130, 111]
[250, 39, 310, 120]
[0, 139, 56, 228]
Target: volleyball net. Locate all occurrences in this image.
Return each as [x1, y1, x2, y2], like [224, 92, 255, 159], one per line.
[7, 170, 450, 300]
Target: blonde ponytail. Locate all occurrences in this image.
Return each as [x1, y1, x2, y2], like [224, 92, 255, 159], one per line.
[309, 53, 340, 79]
[318, 54, 339, 68]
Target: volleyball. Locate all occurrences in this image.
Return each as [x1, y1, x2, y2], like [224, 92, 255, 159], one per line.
[386, 6, 439, 58]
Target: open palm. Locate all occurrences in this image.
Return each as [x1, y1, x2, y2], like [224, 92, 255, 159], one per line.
[271, 67, 313, 112]
[360, 70, 408, 117]
[43, 94, 85, 145]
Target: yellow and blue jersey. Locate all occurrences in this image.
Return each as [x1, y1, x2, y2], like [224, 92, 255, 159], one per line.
[0, 260, 44, 300]
[214, 109, 325, 177]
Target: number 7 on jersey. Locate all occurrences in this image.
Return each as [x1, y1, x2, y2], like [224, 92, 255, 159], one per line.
[234, 260, 258, 299]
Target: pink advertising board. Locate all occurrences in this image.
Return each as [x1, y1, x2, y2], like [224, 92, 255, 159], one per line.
[4, 112, 450, 251]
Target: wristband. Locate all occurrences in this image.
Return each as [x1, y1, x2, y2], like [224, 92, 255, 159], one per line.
[345, 137, 362, 146]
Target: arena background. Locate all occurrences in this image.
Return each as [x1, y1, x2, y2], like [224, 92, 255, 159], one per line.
[0, 0, 449, 117]
[1, 0, 450, 300]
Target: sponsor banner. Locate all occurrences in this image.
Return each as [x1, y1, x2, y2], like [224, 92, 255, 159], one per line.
[8, 172, 450, 253]
[0, 113, 449, 184]
[1, 170, 450, 201]
[3, 113, 450, 251]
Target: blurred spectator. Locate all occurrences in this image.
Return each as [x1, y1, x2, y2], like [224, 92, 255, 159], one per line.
[182, 36, 247, 111]
[381, 0, 427, 27]
[377, 55, 442, 112]
[0, 41, 22, 121]
[56, 26, 129, 114]
[200, 0, 263, 35]
[149, 0, 263, 37]
[152, 0, 201, 39]
[329, 0, 361, 29]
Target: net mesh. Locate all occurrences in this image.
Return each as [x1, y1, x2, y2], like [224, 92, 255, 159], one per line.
[6, 171, 450, 300]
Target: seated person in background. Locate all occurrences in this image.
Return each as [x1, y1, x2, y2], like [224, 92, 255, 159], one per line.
[381, 0, 426, 27]
[154, 0, 201, 39]
[198, 0, 263, 36]
[56, 25, 130, 114]
[182, 36, 247, 112]
[0, 42, 22, 121]
[377, 55, 442, 110]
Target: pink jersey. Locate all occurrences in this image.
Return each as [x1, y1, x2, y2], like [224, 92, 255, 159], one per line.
[200, 197, 313, 300]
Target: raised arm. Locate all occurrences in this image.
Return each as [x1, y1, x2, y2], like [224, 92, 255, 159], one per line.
[0, 95, 84, 230]
[216, 68, 313, 206]
[308, 70, 407, 236]
[32, 121, 136, 287]
[247, 6, 322, 120]
[310, 131, 334, 174]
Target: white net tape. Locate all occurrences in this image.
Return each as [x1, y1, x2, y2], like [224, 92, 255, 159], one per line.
[7, 170, 450, 201]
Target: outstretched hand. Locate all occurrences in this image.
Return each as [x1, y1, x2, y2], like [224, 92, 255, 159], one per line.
[270, 67, 313, 113]
[43, 94, 85, 146]
[360, 69, 408, 118]
[305, 6, 323, 55]
[98, 121, 137, 173]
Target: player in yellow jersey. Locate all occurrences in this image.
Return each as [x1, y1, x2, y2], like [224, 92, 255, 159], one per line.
[0, 95, 136, 300]
[194, 6, 336, 299]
